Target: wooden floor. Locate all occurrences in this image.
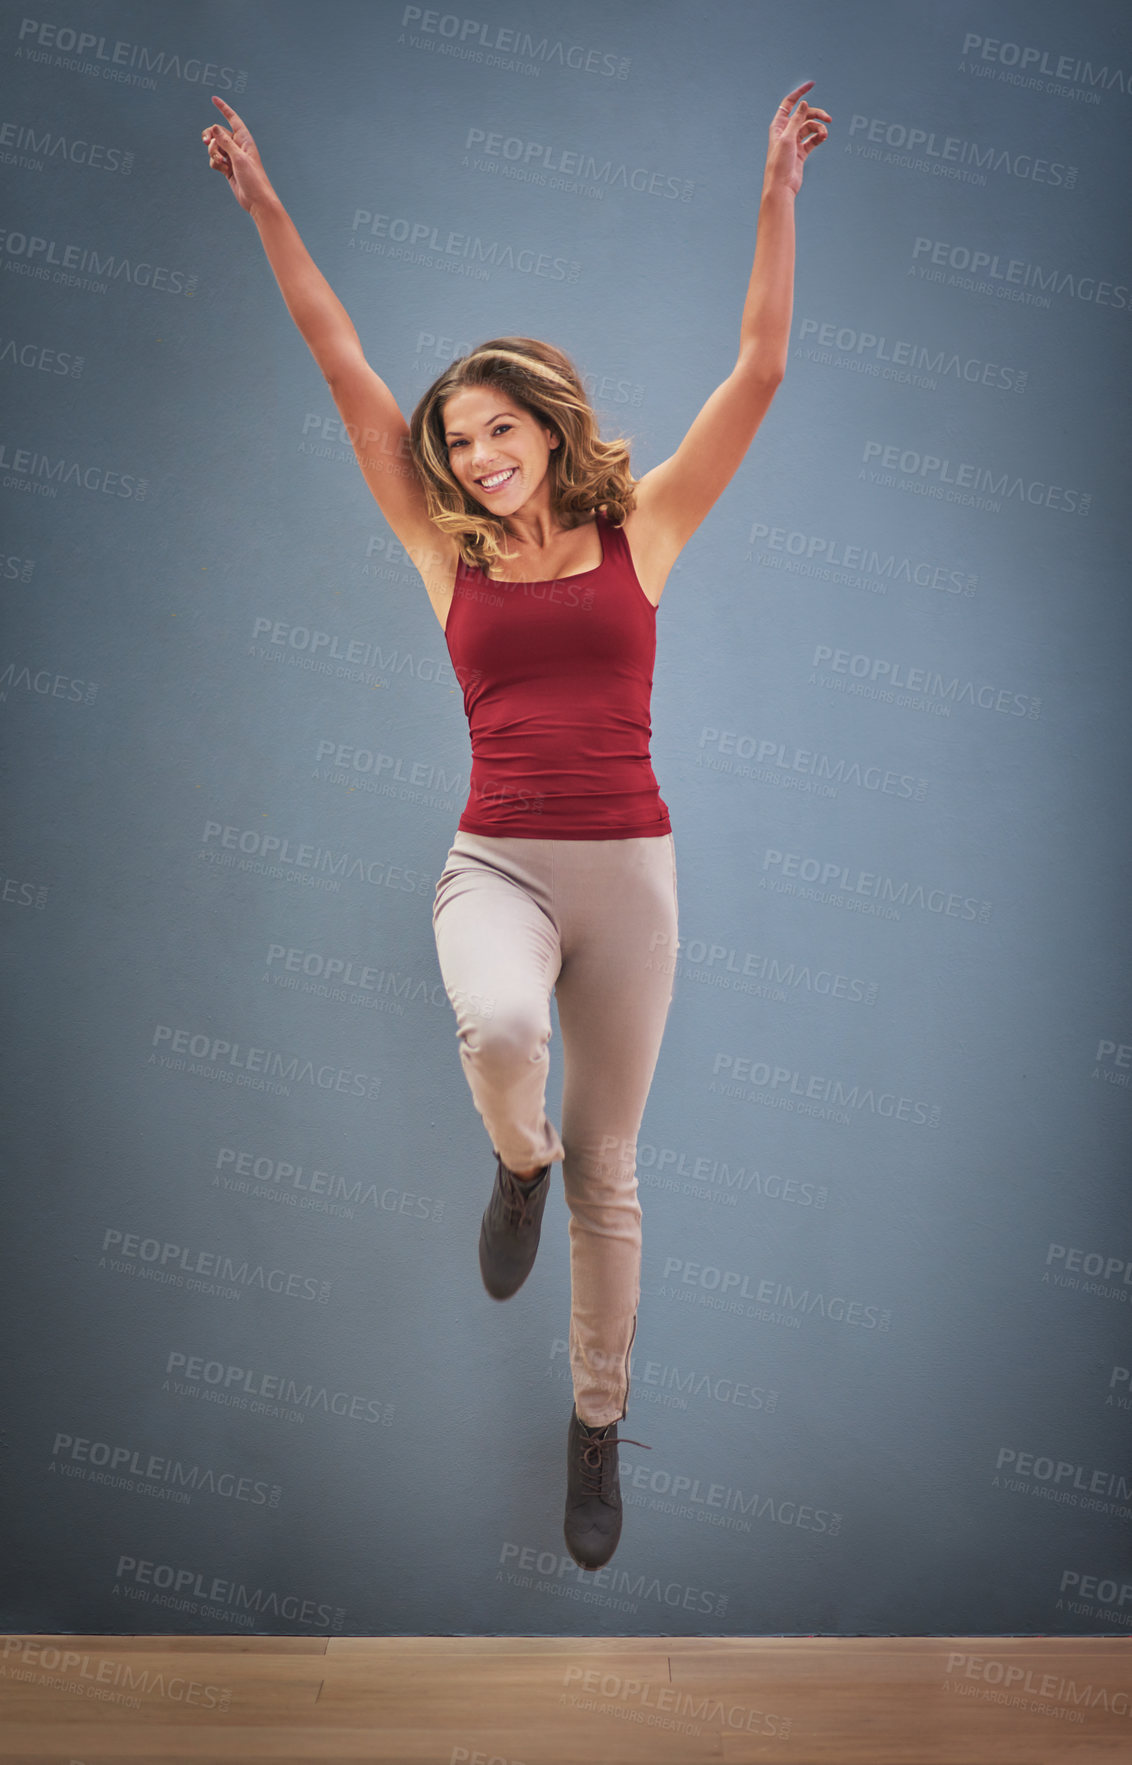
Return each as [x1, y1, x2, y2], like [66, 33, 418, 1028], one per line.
[0, 1635, 1129, 1762]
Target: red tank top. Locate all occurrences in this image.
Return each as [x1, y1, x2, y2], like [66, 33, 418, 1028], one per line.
[444, 510, 672, 839]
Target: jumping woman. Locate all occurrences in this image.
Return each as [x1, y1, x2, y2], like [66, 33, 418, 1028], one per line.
[202, 81, 829, 1569]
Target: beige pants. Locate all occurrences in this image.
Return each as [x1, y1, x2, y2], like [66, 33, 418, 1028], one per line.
[432, 830, 679, 1426]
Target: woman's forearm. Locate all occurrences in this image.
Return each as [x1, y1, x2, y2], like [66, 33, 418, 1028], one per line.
[250, 193, 363, 380]
[737, 183, 796, 380]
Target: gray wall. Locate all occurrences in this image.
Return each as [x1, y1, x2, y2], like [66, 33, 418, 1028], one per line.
[2, 0, 1130, 1637]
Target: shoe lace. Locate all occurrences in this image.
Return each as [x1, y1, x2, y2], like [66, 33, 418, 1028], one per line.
[498, 1162, 549, 1227]
[578, 1425, 651, 1494]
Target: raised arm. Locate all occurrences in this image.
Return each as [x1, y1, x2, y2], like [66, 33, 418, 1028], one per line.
[202, 98, 457, 613]
[630, 82, 830, 565]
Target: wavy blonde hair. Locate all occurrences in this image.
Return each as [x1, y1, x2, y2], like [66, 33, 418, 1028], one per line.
[408, 336, 638, 572]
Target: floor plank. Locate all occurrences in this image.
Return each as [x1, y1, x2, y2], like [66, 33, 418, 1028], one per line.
[0, 1634, 1128, 1761]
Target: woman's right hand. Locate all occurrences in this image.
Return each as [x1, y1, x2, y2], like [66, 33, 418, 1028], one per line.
[201, 96, 276, 214]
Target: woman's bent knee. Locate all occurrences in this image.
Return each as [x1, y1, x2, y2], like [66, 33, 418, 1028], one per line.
[459, 1003, 552, 1077]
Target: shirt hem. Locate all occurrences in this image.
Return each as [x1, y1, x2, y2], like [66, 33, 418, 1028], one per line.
[456, 814, 672, 841]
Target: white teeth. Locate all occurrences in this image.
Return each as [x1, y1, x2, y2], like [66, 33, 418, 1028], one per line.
[478, 468, 515, 489]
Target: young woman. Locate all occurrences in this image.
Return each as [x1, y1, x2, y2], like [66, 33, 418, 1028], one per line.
[202, 82, 829, 1570]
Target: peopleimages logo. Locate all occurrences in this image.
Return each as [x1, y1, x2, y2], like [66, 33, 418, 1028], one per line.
[0, 440, 145, 498]
[50, 1431, 280, 1508]
[164, 1350, 394, 1426]
[0, 333, 84, 376]
[0, 120, 133, 175]
[199, 819, 431, 893]
[761, 845, 991, 925]
[0, 662, 98, 702]
[861, 438, 1091, 515]
[746, 519, 977, 598]
[662, 930, 879, 1009]
[1043, 1241, 1132, 1303]
[1093, 1037, 1131, 1090]
[660, 1256, 891, 1330]
[942, 1651, 1131, 1722]
[560, 1663, 790, 1739]
[250, 614, 458, 690]
[710, 1052, 940, 1129]
[313, 739, 465, 793]
[808, 644, 1040, 718]
[14, 17, 247, 91]
[0, 548, 35, 582]
[347, 209, 578, 282]
[99, 1228, 330, 1305]
[548, 1336, 780, 1413]
[796, 316, 1027, 394]
[0, 871, 49, 909]
[264, 944, 448, 1010]
[215, 1146, 445, 1226]
[497, 1541, 727, 1616]
[462, 127, 694, 200]
[848, 112, 1077, 188]
[960, 31, 1131, 102]
[620, 1453, 842, 1536]
[643, 1142, 829, 1208]
[0, 1638, 232, 1712]
[994, 1447, 1132, 1507]
[397, 8, 630, 80]
[1108, 1368, 1132, 1412]
[1057, 1570, 1132, 1628]
[697, 723, 927, 803]
[910, 236, 1130, 311]
[638, 1356, 779, 1413]
[147, 1023, 382, 1101]
[0, 227, 197, 295]
[113, 1554, 344, 1630]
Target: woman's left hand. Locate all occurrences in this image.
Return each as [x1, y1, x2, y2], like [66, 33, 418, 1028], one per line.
[764, 81, 830, 195]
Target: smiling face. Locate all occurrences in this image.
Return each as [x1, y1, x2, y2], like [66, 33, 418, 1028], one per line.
[441, 383, 560, 518]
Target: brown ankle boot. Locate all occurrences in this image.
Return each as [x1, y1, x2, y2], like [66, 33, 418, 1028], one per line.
[478, 1153, 552, 1300]
[563, 1404, 651, 1570]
